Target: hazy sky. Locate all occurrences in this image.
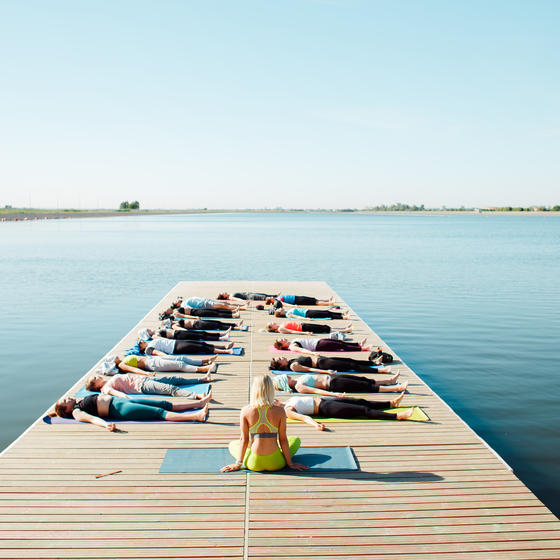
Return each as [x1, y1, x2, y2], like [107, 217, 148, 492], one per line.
[1, 1, 558, 209]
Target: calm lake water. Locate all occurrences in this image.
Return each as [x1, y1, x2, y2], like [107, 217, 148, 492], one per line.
[1, 213, 559, 515]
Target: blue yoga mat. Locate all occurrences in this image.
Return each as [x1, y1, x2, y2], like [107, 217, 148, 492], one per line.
[159, 446, 358, 473]
[74, 382, 211, 399]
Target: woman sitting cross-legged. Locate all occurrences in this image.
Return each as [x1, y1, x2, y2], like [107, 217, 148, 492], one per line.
[282, 393, 413, 431]
[266, 321, 352, 335]
[221, 375, 308, 472]
[52, 394, 209, 430]
[273, 336, 371, 354]
[272, 371, 407, 396]
[86, 373, 213, 400]
[270, 356, 392, 374]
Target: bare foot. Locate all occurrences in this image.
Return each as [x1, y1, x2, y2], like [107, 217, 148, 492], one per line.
[377, 366, 392, 374]
[390, 392, 405, 408]
[200, 372, 213, 383]
[342, 314, 349, 320]
[197, 392, 212, 407]
[394, 382, 408, 392]
[387, 370, 400, 385]
[203, 356, 218, 364]
[233, 312, 240, 318]
[190, 404, 209, 422]
[378, 381, 408, 393]
[341, 323, 353, 333]
[396, 407, 414, 420]
[236, 320, 244, 328]
[224, 341, 234, 349]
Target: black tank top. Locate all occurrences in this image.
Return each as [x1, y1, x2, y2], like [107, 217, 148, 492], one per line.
[75, 394, 99, 416]
[289, 356, 313, 368]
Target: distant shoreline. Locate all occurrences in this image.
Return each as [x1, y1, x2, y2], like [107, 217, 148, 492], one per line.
[2, 208, 559, 222]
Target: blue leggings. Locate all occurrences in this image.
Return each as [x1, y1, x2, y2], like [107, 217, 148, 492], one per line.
[108, 397, 173, 421]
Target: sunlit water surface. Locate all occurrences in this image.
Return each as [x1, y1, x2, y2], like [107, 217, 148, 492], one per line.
[1, 213, 558, 514]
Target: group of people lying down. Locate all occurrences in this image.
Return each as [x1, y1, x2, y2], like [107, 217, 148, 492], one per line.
[50, 294, 247, 428]
[49, 290, 413, 473]
[220, 291, 415, 473]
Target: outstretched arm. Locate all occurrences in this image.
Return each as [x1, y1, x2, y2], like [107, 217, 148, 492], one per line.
[287, 343, 317, 355]
[117, 363, 155, 376]
[72, 409, 116, 431]
[290, 363, 332, 374]
[105, 388, 131, 399]
[294, 383, 343, 397]
[284, 406, 325, 431]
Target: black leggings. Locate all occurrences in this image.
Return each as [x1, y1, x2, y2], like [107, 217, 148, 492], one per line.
[315, 339, 362, 352]
[191, 320, 234, 331]
[318, 397, 396, 420]
[294, 296, 318, 305]
[171, 330, 221, 341]
[328, 374, 378, 393]
[316, 357, 381, 373]
[174, 340, 216, 354]
[180, 308, 235, 318]
[306, 310, 343, 320]
[302, 323, 331, 334]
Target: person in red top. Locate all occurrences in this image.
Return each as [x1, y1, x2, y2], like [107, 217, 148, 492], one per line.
[266, 321, 353, 335]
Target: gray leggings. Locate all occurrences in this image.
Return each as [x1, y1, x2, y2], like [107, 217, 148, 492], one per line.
[141, 376, 206, 398]
[146, 356, 203, 373]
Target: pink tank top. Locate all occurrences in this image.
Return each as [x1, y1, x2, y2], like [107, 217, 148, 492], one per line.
[284, 321, 303, 332]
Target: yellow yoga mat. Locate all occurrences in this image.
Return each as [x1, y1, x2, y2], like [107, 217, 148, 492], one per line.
[287, 406, 430, 423]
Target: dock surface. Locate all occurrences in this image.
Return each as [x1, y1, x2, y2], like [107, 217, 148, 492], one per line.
[1, 281, 559, 559]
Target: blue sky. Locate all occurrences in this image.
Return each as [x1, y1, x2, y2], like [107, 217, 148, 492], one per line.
[0, 0, 558, 209]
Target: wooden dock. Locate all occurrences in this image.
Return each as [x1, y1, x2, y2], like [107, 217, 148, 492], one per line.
[1, 281, 559, 559]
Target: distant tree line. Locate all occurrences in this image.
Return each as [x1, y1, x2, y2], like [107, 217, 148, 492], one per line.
[361, 204, 560, 212]
[119, 201, 140, 210]
[488, 205, 560, 212]
[364, 203, 426, 211]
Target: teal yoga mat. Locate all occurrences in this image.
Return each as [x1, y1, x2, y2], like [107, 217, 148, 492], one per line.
[74, 382, 211, 399]
[159, 446, 358, 473]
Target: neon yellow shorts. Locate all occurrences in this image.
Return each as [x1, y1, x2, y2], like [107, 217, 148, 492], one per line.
[228, 437, 301, 471]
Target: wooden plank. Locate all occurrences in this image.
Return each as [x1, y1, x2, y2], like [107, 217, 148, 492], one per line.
[0, 281, 557, 560]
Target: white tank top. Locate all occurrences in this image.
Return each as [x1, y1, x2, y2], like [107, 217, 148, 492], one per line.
[292, 337, 319, 351]
[285, 396, 315, 415]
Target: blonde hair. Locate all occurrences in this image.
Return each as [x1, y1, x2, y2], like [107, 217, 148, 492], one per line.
[85, 375, 106, 391]
[250, 375, 275, 408]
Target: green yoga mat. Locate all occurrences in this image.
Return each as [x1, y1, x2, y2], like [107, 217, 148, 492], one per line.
[160, 446, 358, 473]
[287, 406, 429, 423]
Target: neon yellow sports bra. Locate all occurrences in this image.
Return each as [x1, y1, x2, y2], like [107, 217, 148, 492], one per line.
[124, 355, 138, 367]
[249, 407, 278, 439]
